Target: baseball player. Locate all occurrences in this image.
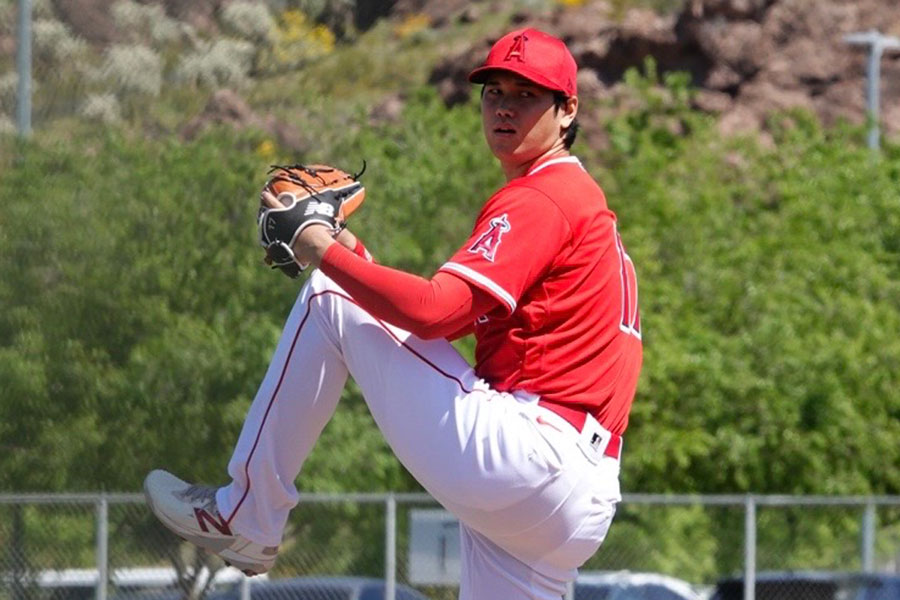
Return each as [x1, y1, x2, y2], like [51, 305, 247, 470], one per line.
[144, 28, 642, 600]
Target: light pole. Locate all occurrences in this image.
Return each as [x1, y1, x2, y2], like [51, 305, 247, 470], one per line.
[844, 30, 900, 151]
[16, 0, 32, 138]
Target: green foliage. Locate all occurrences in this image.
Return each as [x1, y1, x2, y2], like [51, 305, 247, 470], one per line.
[2, 62, 900, 501]
[590, 504, 723, 581]
[0, 128, 407, 493]
[331, 87, 503, 274]
[597, 68, 900, 496]
[0, 132, 258, 489]
[277, 500, 386, 578]
[2, 18, 900, 579]
[0, 83, 503, 500]
[606, 57, 699, 158]
[754, 505, 866, 570]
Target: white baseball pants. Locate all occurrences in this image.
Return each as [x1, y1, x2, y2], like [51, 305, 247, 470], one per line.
[216, 270, 621, 599]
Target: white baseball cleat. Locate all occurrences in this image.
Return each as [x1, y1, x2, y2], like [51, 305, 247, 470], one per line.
[143, 469, 278, 576]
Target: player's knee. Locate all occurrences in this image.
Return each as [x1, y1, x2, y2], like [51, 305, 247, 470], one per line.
[306, 269, 342, 294]
[302, 269, 353, 326]
[306, 269, 327, 290]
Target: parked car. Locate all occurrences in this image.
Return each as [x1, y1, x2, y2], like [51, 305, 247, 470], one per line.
[575, 571, 703, 600]
[210, 575, 430, 600]
[6, 566, 247, 600]
[710, 571, 900, 600]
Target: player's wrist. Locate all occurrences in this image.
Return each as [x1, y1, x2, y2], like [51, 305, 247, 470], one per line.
[334, 227, 358, 252]
[293, 225, 336, 267]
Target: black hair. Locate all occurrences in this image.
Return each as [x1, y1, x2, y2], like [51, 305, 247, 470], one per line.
[553, 92, 578, 150]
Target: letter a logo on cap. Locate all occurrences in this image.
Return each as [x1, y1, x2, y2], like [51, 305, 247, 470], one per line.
[504, 33, 527, 62]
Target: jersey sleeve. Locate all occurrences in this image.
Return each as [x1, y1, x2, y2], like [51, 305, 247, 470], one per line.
[438, 185, 571, 316]
[320, 245, 499, 340]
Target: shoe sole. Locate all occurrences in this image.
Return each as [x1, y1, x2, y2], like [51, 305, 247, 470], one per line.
[143, 479, 272, 575]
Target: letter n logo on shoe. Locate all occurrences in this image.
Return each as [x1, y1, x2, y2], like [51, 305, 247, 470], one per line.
[194, 508, 233, 536]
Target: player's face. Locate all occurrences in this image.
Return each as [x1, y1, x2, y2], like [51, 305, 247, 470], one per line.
[480, 73, 577, 178]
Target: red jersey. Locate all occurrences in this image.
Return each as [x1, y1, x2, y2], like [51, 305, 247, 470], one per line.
[439, 156, 642, 435]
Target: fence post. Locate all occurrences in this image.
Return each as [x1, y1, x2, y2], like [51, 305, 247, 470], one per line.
[96, 495, 109, 600]
[861, 502, 876, 572]
[15, 0, 32, 137]
[744, 496, 756, 600]
[11, 504, 26, 600]
[385, 495, 397, 600]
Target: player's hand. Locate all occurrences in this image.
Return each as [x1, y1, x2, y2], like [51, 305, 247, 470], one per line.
[260, 190, 336, 268]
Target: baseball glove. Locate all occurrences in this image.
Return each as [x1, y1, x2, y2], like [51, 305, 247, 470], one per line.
[258, 162, 366, 278]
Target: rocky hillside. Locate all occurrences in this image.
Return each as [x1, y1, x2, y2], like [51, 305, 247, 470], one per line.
[429, 0, 900, 144]
[4, 0, 899, 147]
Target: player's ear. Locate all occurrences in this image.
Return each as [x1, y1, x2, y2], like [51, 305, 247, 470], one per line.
[560, 95, 578, 128]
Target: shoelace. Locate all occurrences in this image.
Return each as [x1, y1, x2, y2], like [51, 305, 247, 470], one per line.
[180, 484, 219, 513]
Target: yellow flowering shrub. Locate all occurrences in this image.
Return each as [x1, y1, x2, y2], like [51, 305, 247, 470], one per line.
[272, 9, 335, 69]
[393, 13, 431, 40]
[256, 139, 276, 161]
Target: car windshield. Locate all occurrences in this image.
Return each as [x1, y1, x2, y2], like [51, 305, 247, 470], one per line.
[253, 584, 354, 600]
[712, 576, 895, 600]
[715, 580, 840, 600]
[574, 584, 614, 600]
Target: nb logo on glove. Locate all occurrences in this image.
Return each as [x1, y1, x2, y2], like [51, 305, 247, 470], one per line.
[258, 161, 367, 279]
[304, 201, 336, 218]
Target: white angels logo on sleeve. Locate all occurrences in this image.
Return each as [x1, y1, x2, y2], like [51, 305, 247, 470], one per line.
[467, 214, 510, 262]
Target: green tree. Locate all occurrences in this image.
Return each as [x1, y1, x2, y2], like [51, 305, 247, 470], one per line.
[598, 66, 900, 496]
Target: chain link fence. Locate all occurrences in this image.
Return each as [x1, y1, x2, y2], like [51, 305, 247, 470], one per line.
[1, 493, 898, 600]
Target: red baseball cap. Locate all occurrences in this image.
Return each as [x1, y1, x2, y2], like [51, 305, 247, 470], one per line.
[468, 28, 578, 97]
